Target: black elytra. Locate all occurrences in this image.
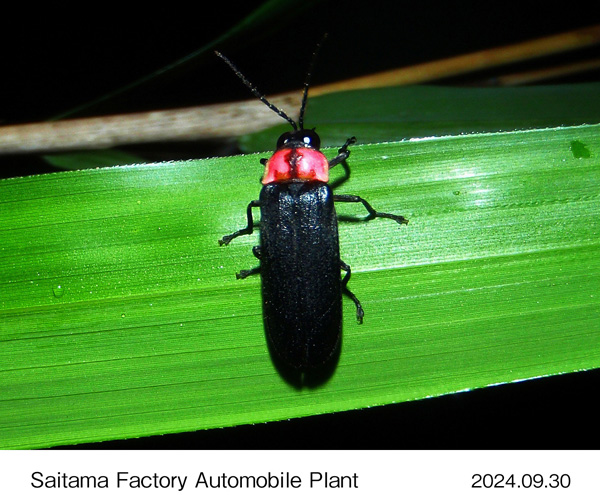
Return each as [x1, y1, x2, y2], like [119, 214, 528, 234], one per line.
[216, 47, 408, 373]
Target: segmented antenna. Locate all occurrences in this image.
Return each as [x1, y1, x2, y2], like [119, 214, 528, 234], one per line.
[298, 33, 328, 130]
[215, 51, 298, 130]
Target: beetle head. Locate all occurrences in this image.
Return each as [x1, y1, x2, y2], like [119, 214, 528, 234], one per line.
[276, 128, 321, 150]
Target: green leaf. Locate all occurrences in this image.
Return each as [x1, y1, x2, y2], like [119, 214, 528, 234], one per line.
[1, 121, 599, 448]
[240, 83, 600, 151]
[43, 149, 144, 170]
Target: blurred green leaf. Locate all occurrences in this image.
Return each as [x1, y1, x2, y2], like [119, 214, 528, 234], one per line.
[1, 120, 599, 448]
[43, 149, 144, 170]
[241, 83, 600, 151]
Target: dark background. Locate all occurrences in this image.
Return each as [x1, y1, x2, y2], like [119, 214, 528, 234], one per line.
[3, 1, 598, 449]
[3, 1, 600, 175]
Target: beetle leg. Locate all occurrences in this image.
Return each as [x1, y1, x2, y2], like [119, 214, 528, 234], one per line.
[333, 195, 408, 225]
[328, 136, 357, 169]
[236, 266, 261, 279]
[341, 260, 364, 324]
[235, 246, 262, 279]
[219, 200, 261, 246]
[225, 239, 262, 281]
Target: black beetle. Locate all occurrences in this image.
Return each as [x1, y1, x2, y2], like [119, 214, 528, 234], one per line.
[217, 49, 408, 372]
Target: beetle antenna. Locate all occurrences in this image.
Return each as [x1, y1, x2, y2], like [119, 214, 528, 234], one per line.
[298, 33, 327, 130]
[215, 51, 298, 130]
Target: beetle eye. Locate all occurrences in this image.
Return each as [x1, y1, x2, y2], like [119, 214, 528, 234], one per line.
[301, 129, 320, 150]
[276, 132, 293, 149]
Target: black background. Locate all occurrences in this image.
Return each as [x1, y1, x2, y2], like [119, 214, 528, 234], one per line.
[4, 2, 600, 123]
[3, 1, 599, 449]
